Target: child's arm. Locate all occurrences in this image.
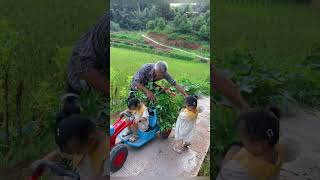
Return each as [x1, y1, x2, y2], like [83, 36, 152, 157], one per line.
[136, 117, 147, 123]
[120, 109, 131, 118]
[137, 108, 149, 123]
[43, 150, 62, 162]
[30, 150, 63, 175]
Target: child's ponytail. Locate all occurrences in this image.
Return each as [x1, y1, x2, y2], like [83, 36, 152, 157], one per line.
[269, 106, 281, 119]
[55, 95, 81, 136]
[239, 107, 280, 146]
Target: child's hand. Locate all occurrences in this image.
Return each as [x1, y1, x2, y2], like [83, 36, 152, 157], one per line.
[124, 118, 129, 123]
[133, 119, 140, 125]
[120, 112, 125, 118]
[30, 159, 46, 176]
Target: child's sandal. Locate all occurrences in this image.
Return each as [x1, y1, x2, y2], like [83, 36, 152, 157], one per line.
[182, 142, 191, 150]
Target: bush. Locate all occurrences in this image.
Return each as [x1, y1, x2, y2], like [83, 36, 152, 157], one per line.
[177, 77, 209, 95]
[111, 42, 197, 61]
[110, 21, 121, 32]
[111, 42, 154, 53]
[136, 82, 184, 132]
[155, 17, 166, 31]
[303, 42, 320, 71]
[214, 50, 296, 111]
[158, 50, 195, 61]
[215, 48, 320, 109]
[198, 25, 209, 41]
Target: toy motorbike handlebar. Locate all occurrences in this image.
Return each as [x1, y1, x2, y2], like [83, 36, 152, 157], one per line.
[28, 159, 80, 180]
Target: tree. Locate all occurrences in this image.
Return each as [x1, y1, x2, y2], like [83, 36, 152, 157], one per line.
[183, 4, 192, 14]
[178, 14, 192, 34]
[198, 24, 209, 41]
[193, 15, 204, 32]
[156, 18, 166, 31]
[173, 12, 182, 30]
[110, 21, 121, 32]
[156, 1, 172, 21]
[146, 20, 156, 30]
[149, 5, 157, 20]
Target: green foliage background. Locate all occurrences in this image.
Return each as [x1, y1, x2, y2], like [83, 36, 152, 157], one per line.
[212, 0, 320, 177]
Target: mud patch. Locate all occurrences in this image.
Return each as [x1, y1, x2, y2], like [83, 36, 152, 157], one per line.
[147, 32, 201, 50]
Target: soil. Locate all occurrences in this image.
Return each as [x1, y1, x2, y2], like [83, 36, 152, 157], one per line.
[147, 32, 201, 50]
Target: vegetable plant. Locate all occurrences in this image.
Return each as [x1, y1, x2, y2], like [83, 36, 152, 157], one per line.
[136, 82, 184, 132]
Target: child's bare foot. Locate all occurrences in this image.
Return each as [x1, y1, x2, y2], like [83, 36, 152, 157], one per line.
[122, 130, 131, 137]
[173, 146, 182, 154]
[129, 134, 138, 142]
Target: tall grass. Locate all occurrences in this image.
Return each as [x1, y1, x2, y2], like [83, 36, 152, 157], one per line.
[0, 0, 107, 172]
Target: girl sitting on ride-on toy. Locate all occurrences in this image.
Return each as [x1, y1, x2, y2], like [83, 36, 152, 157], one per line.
[120, 98, 149, 142]
[31, 114, 109, 180]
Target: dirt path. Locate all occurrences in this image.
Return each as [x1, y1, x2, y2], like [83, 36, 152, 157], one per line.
[111, 96, 210, 177]
[280, 105, 320, 180]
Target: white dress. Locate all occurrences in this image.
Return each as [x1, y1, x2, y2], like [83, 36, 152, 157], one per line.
[174, 106, 202, 143]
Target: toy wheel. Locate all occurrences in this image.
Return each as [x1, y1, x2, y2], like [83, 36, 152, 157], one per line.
[110, 144, 128, 172]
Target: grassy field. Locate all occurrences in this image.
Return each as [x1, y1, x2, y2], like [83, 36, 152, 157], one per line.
[110, 47, 210, 114]
[0, 0, 107, 176]
[212, 1, 320, 178]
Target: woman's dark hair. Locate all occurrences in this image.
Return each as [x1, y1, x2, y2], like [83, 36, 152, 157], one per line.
[239, 107, 280, 146]
[128, 98, 140, 109]
[55, 114, 96, 151]
[185, 95, 198, 107]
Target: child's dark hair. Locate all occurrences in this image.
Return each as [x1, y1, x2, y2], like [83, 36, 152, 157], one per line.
[239, 107, 280, 146]
[128, 98, 140, 109]
[56, 95, 81, 125]
[55, 114, 96, 151]
[185, 95, 198, 107]
[62, 96, 81, 115]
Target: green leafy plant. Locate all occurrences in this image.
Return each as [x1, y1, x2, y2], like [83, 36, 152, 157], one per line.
[136, 82, 184, 132]
[303, 42, 320, 71]
[215, 50, 297, 111]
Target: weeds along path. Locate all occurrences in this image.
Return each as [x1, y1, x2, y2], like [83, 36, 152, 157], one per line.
[280, 105, 320, 180]
[142, 35, 210, 62]
[111, 96, 210, 177]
